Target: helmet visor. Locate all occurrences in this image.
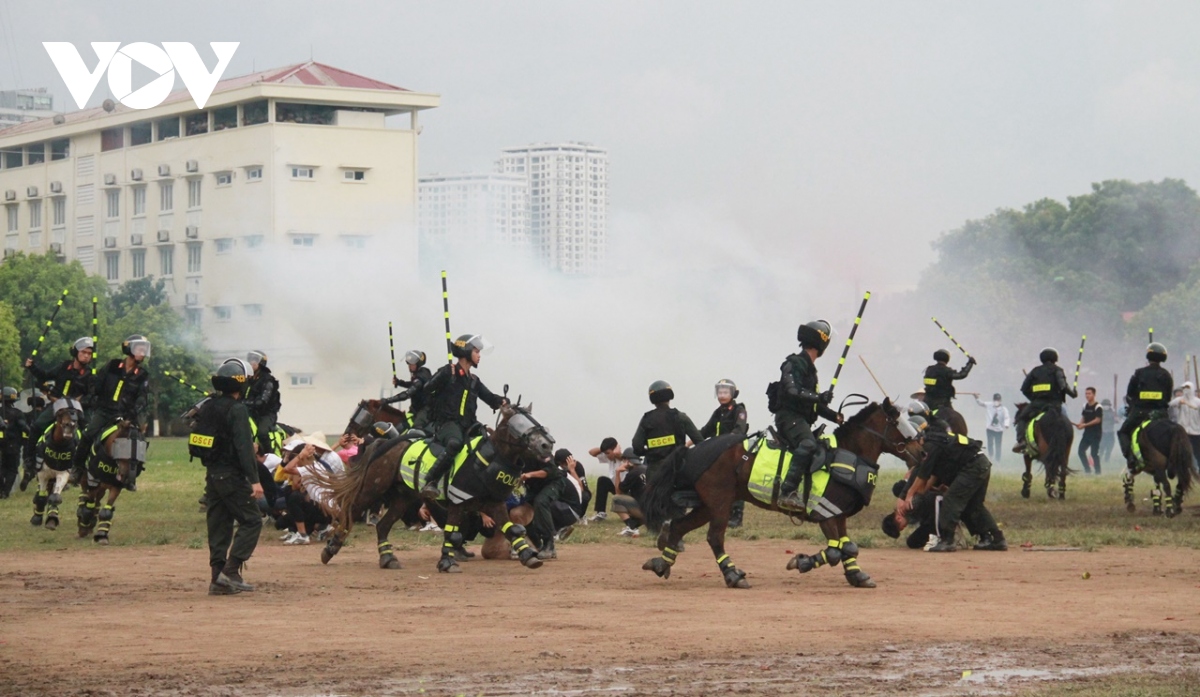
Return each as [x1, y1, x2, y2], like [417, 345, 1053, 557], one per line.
[715, 385, 734, 400]
[896, 417, 918, 440]
[247, 351, 265, 367]
[466, 335, 494, 356]
[404, 350, 425, 366]
[129, 339, 151, 359]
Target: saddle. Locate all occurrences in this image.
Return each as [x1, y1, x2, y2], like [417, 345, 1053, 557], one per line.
[1021, 411, 1048, 458]
[1129, 417, 1173, 472]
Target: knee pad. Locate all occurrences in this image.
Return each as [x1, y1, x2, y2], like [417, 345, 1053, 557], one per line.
[503, 522, 527, 540]
[48, 493, 62, 506]
[841, 541, 859, 558]
[448, 531, 464, 547]
[98, 506, 115, 521]
[33, 493, 48, 507]
[821, 546, 843, 566]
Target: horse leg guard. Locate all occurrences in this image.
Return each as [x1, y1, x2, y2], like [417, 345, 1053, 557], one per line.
[94, 504, 115, 544]
[1020, 472, 1032, 499]
[31, 491, 48, 526]
[1123, 470, 1136, 512]
[437, 526, 464, 573]
[843, 555, 876, 588]
[642, 547, 678, 579]
[1151, 489, 1163, 516]
[501, 521, 543, 569]
[376, 540, 401, 570]
[717, 554, 749, 589]
[787, 539, 842, 573]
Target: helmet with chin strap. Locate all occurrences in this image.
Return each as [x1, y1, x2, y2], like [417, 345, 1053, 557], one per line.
[212, 358, 251, 394]
[797, 320, 832, 356]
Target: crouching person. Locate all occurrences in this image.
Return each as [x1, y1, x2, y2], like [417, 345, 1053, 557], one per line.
[191, 358, 263, 595]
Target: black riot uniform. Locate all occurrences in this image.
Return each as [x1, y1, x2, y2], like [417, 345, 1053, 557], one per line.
[1012, 348, 1076, 451]
[0, 389, 29, 497]
[632, 381, 702, 475]
[73, 356, 151, 474]
[914, 429, 1005, 552]
[1118, 343, 1174, 467]
[192, 359, 261, 595]
[775, 321, 839, 507]
[385, 350, 434, 430]
[922, 350, 975, 412]
[244, 353, 281, 455]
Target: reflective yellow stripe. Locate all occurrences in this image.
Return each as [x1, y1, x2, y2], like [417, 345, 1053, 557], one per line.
[830, 463, 855, 471]
[189, 433, 214, 448]
[459, 390, 468, 416]
[923, 378, 937, 385]
[957, 434, 969, 445]
[647, 435, 676, 448]
[100, 424, 119, 441]
[715, 422, 721, 435]
[1031, 384, 1050, 393]
[1139, 391, 1163, 400]
[63, 379, 71, 395]
[112, 380, 124, 402]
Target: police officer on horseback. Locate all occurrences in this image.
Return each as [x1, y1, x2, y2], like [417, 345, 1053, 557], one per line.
[192, 358, 262, 596]
[385, 349, 433, 429]
[0, 387, 29, 498]
[1117, 342, 1173, 470]
[922, 349, 975, 415]
[1012, 348, 1076, 453]
[419, 335, 507, 497]
[243, 350, 281, 456]
[776, 320, 842, 510]
[72, 335, 152, 488]
[701, 379, 749, 527]
[21, 336, 95, 491]
[632, 380, 702, 476]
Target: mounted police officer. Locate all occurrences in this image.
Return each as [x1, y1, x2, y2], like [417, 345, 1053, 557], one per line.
[72, 335, 152, 487]
[243, 350, 281, 456]
[775, 320, 842, 510]
[1118, 342, 1174, 469]
[0, 387, 29, 497]
[1012, 348, 1076, 453]
[632, 380, 702, 477]
[384, 349, 433, 429]
[922, 349, 975, 415]
[192, 358, 262, 596]
[419, 335, 507, 497]
[701, 378, 749, 527]
[21, 336, 95, 491]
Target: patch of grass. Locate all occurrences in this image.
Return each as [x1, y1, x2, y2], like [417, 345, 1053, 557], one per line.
[1018, 671, 1200, 696]
[0, 443, 1197, 553]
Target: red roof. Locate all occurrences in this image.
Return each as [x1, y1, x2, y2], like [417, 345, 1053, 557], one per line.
[0, 62, 410, 138]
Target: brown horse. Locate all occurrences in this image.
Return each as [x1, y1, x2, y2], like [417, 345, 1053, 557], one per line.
[76, 419, 147, 544]
[934, 404, 969, 437]
[31, 400, 82, 531]
[639, 398, 920, 589]
[1015, 404, 1074, 499]
[319, 403, 555, 572]
[344, 399, 408, 438]
[1122, 418, 1194, 516]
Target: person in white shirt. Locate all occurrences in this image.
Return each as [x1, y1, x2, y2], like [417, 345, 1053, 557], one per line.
[1169, 382, 1200, 471]
[587, 437, 624, 521]
[975, 393, 1011, 462]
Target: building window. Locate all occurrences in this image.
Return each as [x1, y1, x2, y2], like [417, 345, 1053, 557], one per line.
[130, 122, 152, 146]
[29, 200, 41, 229]
[215, 171, 233, 186]
[276, 103, 335, 125]
[212, 106, 237, 131]
[244, 234, 264, 249]
[101, 128, 124, 152]
[291, 234, 315, 248]
[291, 166, 314, 180]
[2, 148, 21, 168]
[215, 238, 234, 254]
[343, 169, 365, 182]
[187, 179, 201, 208]
[290, 374, 314, 387]
[133, 187, 146, 216]
[243, 303, 263, 319]
[342, 235, 367, 249]
[27, 144, 45, 165]
[50, 139, 69, 160]
[131, 249, 146, 278]
[242, 100, 268, 126]
[104, 252, 119, 281]
[213, 305, 232, 322]
[106, 190, 119, 219]
[160, 182, 174, 211]
[186, 308, 201, 327]
[159, 246, 174, 276]
[187, 243, 202, 273]
[28, 230, 41, 248]
[185, 112, 208, 136]
[246, 167, 262, 181]
[156, 117, 180, 140]
[52, 198, 66, 227]
[5, 205, 16, 232]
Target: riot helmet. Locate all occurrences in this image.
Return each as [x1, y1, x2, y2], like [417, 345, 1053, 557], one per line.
[797, 320, 832, 356]
[212, 358, 251, 394]
[907, 400, 931, 418]
[405, 350, 427, 368]
[1146, 342, 1167, 363]
[451, 334, 492, 365]
[247, 350, 268, 369]
[1039, 347, 1058, 364]
[71, 336, 95, 361]
[649, 380, 675, 405]
[933, 349, 951, 363]
[1, 386, 17, 403]
[122, 335, 152, 360]
[372, 421, 400, 440]
[715, 378, 738, 401]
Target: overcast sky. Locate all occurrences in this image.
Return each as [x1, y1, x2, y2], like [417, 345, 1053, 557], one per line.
[6, 1, 1200, 292]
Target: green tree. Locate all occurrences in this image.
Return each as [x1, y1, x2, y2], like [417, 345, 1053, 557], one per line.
[0, 252, 108, 363]
[0, 301, 23, 389]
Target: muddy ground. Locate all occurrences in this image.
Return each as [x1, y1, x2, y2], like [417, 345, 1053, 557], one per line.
[2, 541, 1199, 695]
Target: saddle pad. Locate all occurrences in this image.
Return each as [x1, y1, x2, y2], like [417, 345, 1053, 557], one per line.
[674, 433, 741, 489]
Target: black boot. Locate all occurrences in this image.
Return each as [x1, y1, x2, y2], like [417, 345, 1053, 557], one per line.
[217, 559, 254, 592]
[778, 444, 815, 510]
[421, 451, 453, 497]
[728, 500, 745, 529]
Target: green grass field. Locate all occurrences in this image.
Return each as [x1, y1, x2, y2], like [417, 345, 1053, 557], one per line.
[1, 438, 1197, 553]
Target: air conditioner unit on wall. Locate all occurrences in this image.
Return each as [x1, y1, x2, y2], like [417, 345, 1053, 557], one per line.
[186, 160, 198, 173]
[185, 225, 198, 239]
[3, 190, 14, 201]
[157, 230, 170, 242]
[130, 233, 143, 246]
[158, 164, 171, 177]
[49, 242, 63, 255]
[49, 181, 63, 194]
[26, 186, 38, 198]
[103, 173, 116, 186]
[130, 168, 143, 181]
[103, 236, 117, 248]
[185, 293, 199, 305]
[3, 248, 16, 258]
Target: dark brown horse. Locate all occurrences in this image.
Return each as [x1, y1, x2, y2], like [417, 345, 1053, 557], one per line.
[31, 400, 81, 531]
[1015, 404, 1074, 499]
[1122, 419, 1194, 516]
[319, 403, 555, 572]
[76, 419, 147, 544]
[639, 398, 920, 589]
[344, 399, 408, 438]
[934, 404, 969, 437]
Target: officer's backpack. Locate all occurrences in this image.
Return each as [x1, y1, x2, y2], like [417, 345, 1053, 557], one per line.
[188, 398, 232, 462]
[765, 381, 781, 414]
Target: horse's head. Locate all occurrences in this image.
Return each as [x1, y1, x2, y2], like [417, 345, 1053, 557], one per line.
[51, 398, 82, 440]
[346, 399, 406, 437]
[491, 402, 556, 463]
[835, 397, 923, 465]
[105, 418, 147, 486]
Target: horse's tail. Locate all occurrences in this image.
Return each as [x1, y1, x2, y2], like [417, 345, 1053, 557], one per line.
[317, 443, 404, 532]
[1040, 408, 1073, 482]
[1167, 425, 1193, 499]
[638, 451, 686, 534]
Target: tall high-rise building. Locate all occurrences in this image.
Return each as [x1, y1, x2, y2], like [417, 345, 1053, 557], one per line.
[0, 89, 57, 130]
[418, 172, 529, 254]
[496, 142, 607, 274]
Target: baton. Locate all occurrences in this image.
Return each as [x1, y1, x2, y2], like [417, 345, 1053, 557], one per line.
[828, 291, 871, 393]
[858, 355, 888, 399]
[930, 317, 974, 362]
[162, 370, 207, 394]
[441, 270, 453, 365]
[30, 288, 70, 359]
[1073, 335, 1086, 391]
[91, 295, 99, 375]
[388, 321, 397, 380]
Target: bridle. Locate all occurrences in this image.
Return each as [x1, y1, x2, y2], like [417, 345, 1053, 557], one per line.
[839, 394, 919, 463]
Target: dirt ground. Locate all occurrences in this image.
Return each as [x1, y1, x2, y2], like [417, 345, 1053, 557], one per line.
[2, 540, 1199, 696]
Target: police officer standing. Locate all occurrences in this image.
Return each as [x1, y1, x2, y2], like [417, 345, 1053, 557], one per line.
[922, 349, 975, 415]
[243, 350, 281, 456]
[72, 335, 152, 485]
[1012, 348, 1077, 453]
[385, 349, 433, 429]
[0, 387, 29, 498]
[632, 380, 702, 477]
[191, 359, 262, 596]
[701, 379, 749, 526]
[776, 320, 842, 510]
[419, 335, 507, 496]
[22, 337, 95, 490]
[1118, 342, 1174, 469]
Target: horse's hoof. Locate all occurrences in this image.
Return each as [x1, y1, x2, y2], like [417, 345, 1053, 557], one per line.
[437, 558, 460, 573]
[320, 548, 334, 565]
[94, 536, 109, 546]
[30, 515, 43, 527]
[380, 555, 401, 570]
[1165, 508, 1177, 519]
[78, 528, 89, 538]
[45, 518, 58, 531]
[846, 571, 876, 588]
[723, 569, 749, 589]
[522, 555, 543, 570]
[1020, 486, 1030, 499]
[1126, 502, 1137, 513]
[642, 557, 672, 579]
[787, 554, 816, 573]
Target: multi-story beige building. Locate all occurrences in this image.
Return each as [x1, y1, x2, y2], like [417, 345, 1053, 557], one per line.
[0, 62, 439, 430]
